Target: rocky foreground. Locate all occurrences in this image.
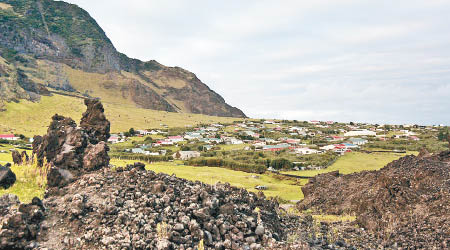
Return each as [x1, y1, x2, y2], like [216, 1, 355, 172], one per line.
[298, 151, 450, 249]
[1, 99, 449, 249]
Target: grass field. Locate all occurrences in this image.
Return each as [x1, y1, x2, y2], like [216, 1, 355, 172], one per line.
[0, 95, 242, 137]
[282, 151, 418, 177]
[111, 159, 306, 201]
[1, 149, 419, 204]
[0, 149, 46, 203]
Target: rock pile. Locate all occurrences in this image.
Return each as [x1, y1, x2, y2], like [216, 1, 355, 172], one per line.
[0, 163, 16, 189]
[298, 151, 450, 249]
[0, 194, 45, 249]
[37, 163, 294, 249]
[32, 98, 110, 189]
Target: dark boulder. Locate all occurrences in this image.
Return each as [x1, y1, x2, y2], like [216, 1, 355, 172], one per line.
[0, 165, 16, 189]
[80, 99, 110, 144]
[11, 150, 22, 165]
[20, 151, 29, 164]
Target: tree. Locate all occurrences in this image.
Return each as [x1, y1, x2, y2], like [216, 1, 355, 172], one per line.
[129, 128, 136, 136]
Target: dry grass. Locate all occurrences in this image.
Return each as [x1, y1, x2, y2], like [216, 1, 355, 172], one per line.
[0, 94, 241, 137]
[0, 154, 48, 203]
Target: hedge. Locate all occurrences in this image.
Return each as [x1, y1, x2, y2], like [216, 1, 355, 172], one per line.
[187, 157, 266, 174]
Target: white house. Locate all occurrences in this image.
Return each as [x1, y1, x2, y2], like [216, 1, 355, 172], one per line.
[0, 134, 19, 141]
[167, 136, 184, 143]
[107, 136, 121, 144]
[136, 130, 152, 135]
[344, 130, 376, 137]
[348, 138, 368, 145]
[173, 151, 201, 160]
[295, 148, 319, 155]
[320, 145, 336, 151]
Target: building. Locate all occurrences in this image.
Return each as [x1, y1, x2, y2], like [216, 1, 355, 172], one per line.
[295, 148, 319, 155]
[344, 130, 376, 137]
[131, 148, 147, 154]
[167, 136, 184, 143]
[107, 136, 121, 144]
[348, 138, 368, 145]
[0, 134, 19, 141]
[262, 143, 291, 152]
[173, 151, 201, 160]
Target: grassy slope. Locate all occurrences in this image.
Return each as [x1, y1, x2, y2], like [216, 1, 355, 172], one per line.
[282, 151, 418, 176]
[0, 94, 241, 137]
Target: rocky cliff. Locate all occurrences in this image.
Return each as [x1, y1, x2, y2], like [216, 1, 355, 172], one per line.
[0, 0, 246, 117]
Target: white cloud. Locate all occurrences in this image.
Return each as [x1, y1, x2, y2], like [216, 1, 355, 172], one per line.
[65, 0, 450, 125]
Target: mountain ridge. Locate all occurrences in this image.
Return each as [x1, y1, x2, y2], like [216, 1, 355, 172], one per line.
[0, 0, 246, 118]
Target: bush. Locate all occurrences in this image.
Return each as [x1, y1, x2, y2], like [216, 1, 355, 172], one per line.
[188, 157, 266, 174]
[110, 153, 173, 162]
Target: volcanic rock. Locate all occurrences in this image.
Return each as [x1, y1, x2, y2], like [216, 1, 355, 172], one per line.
[297, 152, 450, 249]
[11, 150, 22, 165]
[0, 194, 45, 249]
[0, 165, 16, 189]
[80, 99, 110, 144]
[34, 163, 297, 249]
[32, 99, 110, 189]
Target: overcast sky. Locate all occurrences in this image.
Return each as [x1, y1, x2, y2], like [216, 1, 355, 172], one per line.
[65, 0, 450, 125]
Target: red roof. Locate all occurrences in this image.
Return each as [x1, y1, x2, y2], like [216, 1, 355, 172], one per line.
[0, 134, 14, 138]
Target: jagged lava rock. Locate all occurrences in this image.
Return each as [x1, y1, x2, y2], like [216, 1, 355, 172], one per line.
[0, 164, 16, 189]
[32, 99, 110, 189]
[0, 194, 45, 250]
[297, 151, 450, 249]
[80, 99, 110, 144]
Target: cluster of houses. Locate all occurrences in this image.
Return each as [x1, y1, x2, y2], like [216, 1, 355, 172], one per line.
[104, 119, 433, 165]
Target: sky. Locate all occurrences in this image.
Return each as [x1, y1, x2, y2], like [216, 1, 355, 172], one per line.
[65, 0, 450, 125]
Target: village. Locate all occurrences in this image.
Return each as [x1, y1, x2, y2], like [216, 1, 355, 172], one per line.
[100, 119, 446, 174]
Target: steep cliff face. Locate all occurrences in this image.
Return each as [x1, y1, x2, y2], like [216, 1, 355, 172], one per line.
[0, 0, 246, 117]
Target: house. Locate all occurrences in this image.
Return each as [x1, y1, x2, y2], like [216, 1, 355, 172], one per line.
[342, 143, 358, 149]
[327, 136, 344, 142]
[295, 148, 318, 155]
[344, 130, 376, 137]
[320, 145, 336, 151]
[262, 143, 291, 152]
[309, 120, 321, 125]
[285, 139, 301, 145]
[0, 134, 19, 141]
[255, 185, 268, 190]
[228, 138, 244, 145]
[131, 148, 147, 154]
[348, 138, 368, 145]
[107, 136, 121, 144]
[184, 133, 202, 140]
[156, 140, 174, 146]
[172, 151, 201, 160]
[167, 136, 184, 143]
[288, 126, 305, 132]
[136, 130, 151, 135]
